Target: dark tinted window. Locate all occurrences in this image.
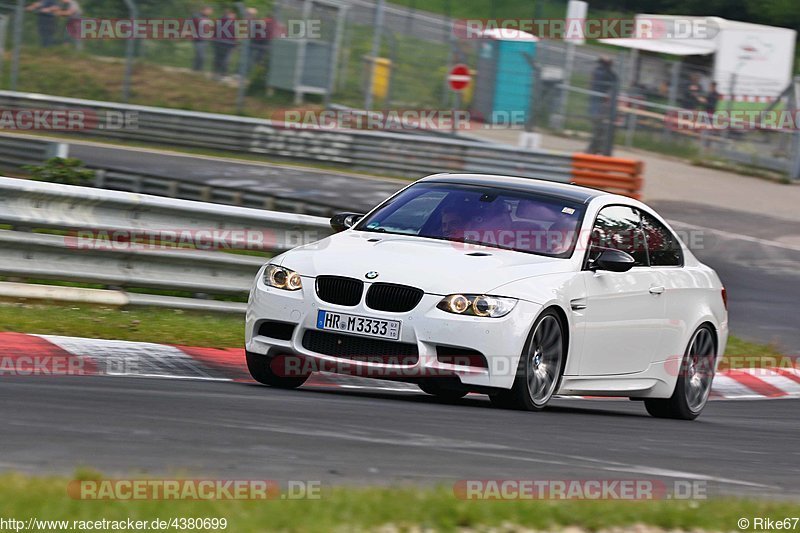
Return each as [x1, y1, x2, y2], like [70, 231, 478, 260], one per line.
[588, 205, 648, 267]
[641, 212, 683, 267]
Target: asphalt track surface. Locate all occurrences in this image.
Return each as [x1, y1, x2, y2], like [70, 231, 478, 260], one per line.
[1, 376, 798, 496]
[71, 142, 800, 355]
[4, 141, 798, 493]
[69, 143, 403, 211]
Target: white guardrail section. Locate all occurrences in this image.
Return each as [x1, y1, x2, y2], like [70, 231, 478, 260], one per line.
[0, 91, 575, 183]
[0, 132, 344, 217]
[0, 133, 67, 169]
[0, 177, 332, 309]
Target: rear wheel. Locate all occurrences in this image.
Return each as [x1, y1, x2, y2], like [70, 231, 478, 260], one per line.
[644, 326, 716, 420]
[491, 311, 565, 411]
[246, 351, 309, 389]
[419, 380, 468, 400]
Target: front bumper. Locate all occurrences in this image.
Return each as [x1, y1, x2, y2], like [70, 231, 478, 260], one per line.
[245, 273, 540, 390]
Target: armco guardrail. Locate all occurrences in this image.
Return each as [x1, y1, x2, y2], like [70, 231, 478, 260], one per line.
[92, 168, 339, 217]
[0, 133, 67, 171]
[0, 177, 332, 299]
[0, 133, 343, 217]
[0, 91, 643, 198]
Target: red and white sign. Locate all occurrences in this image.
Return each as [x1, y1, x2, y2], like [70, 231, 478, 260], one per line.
[448, 64, 472, 92]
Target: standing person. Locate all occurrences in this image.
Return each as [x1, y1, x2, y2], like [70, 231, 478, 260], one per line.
[587, 56, 618, 154]
[55, 0, 83, 50]
[247, 7, 269, 69]
[704, 81, 720, 115]
[192, 5, 214, 72]
[588, 56, 617, 118]
[212, 8, 238, 79]
[26, 0, 60, 48]
[680, 73, 702, 109]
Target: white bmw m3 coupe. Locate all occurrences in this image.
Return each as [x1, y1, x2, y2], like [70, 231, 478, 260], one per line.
[246, 174, 728, 419]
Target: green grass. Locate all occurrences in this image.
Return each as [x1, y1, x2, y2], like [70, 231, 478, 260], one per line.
[0, 473, 798, 532]
[12, 47, 308, 117]
[0, 302, 243, 348]
[0, 301, 790, 368]
[721, 336, 789, 370]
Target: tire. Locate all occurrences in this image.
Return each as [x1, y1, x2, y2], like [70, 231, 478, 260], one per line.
[644, 325, 716, 420]
[419, 380, 468, 400]
[490, 310, 565, 411]
[246, 351, 309, 389]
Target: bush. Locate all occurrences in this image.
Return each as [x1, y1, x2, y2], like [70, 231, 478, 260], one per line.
[22, 157, 96, 186]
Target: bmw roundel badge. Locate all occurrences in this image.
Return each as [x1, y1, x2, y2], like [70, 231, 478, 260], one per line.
[365, 271, 379, 279]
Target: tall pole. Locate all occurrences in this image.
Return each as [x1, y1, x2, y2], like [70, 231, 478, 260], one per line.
[122, 0, 138, 102]
[235, 2, 250, 114]
[364, 0, 384, 110]
[9, 0, 24, 90]
[0, 16, 8, 88]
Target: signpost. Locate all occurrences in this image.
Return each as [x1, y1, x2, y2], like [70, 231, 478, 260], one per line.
[448, 64, 471, 92]
[448, 64, 471, 135]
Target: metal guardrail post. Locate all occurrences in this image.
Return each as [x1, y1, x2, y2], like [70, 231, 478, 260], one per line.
[44, 142, 69, 159]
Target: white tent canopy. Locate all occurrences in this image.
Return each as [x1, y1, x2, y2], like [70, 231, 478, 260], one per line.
[598, 14, 781, 56]
[596, 37, 715, 56]
[598, 14, 797, 98]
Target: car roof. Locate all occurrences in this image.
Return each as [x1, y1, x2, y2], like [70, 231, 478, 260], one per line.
[418, 173, 607, 204]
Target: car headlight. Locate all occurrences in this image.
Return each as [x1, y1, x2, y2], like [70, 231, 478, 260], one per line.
[264, 265, 302, 291]
[437, 294, 517, 318]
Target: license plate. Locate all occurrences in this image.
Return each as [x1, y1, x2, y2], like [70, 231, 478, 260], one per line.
[316, 310, 401, 340]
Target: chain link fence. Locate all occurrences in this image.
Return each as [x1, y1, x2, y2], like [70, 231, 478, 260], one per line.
[2, 0, 799, 177]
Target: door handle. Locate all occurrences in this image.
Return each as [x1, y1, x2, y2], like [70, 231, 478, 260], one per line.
[649, 286, 665, 295]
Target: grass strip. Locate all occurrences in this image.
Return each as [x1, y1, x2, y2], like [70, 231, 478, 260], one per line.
[0, 473, 798, 532]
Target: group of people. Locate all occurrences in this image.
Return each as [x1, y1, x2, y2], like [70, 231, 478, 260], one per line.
[27, 1, 272, 81]
[681, 74, 720, 115]
[191, 5, 273, 80]
[26, 0, 82, 49]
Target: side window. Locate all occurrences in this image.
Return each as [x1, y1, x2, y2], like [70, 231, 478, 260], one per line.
[588, 205, 648, 267]
[641, 212, 683, 267]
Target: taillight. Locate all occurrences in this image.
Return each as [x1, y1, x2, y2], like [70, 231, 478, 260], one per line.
[721, 287, 728, 311]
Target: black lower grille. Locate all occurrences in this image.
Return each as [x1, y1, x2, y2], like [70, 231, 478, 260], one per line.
[302, 330, 419, 365]
[436, 346, 488, 368]
[257, 321, 295, 341]
[316, 276, 363, 306]
[366, 283, 424, 312]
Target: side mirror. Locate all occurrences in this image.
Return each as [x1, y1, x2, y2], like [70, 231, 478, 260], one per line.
[592, 248, 635, 272]
[330, 212, 364, 233]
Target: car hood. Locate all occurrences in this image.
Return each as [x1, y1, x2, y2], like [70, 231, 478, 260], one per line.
[278, 231, 574, 295]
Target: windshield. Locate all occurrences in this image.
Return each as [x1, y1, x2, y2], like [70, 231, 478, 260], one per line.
[355, 182, 586, 258]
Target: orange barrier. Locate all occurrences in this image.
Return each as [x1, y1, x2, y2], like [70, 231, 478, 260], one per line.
[570, 153, 643, 199]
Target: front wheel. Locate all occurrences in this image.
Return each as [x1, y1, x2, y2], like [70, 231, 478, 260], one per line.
[644, 326, 716, 420]
[491, 311, 565, 411]
[246, 351, 309, 389]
